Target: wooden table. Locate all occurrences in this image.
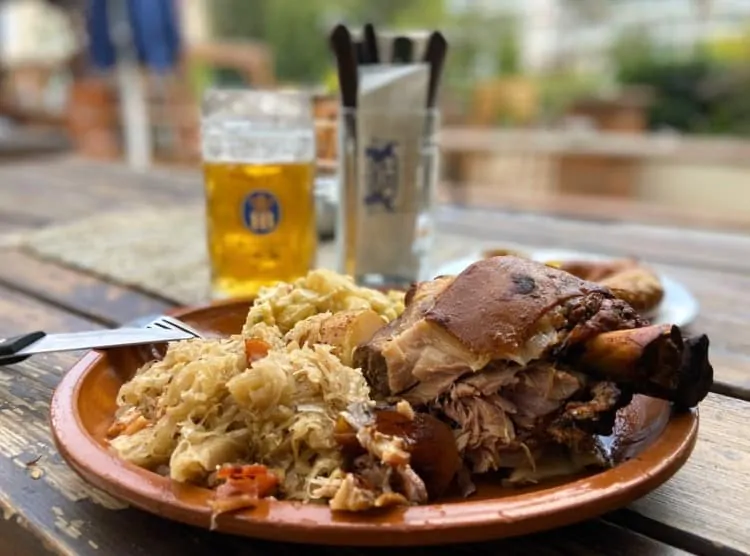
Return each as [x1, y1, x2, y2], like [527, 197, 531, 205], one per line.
[0, 156, 749, 555]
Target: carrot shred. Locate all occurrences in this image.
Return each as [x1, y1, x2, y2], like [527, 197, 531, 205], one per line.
[215, 464, 278, 499]
[209, 464, 278, 528]
[244, 339, 270, 365]
[106, 411, 150, 438]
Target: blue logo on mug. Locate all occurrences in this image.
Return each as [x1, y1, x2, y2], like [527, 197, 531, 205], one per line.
[364, 140, 399, 212]
[242, 190, 281, 235]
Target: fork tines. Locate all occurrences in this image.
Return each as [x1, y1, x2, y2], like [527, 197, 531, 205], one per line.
[145, 316, 203, 339]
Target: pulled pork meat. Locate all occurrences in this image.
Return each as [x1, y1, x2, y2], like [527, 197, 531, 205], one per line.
[313, 402, 461, 511]
[433, 362, 630, 474]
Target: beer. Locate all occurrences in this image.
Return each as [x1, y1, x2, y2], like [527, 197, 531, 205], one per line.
[203, 161, 317, 298]
[201, 88, 317, 299]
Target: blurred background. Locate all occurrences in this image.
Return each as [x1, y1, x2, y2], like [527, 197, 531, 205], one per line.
[2, 0, 750, 229]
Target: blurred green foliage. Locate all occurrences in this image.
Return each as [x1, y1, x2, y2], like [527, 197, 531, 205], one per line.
[442, 11, 521, 81]
[702, 24, 750, 63]
[537, 72, 607, 124]
[437, 10, 524, 120]
[207, 1, 518, 92]
[610, 26, 750, 136]
[494, 17, 521, 77]
[208, 0, 446, 85]
[210, 0, 332, 84]
[341, 0, 447, 29]
[205, 1, 750, 136]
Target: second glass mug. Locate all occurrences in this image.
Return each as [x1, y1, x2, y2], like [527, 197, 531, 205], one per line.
[201, 88, 317, 300]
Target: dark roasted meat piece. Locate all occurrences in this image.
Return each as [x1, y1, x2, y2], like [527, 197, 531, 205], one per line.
[353, 255, 713, 478]
[357, 275, 455, 398]
[571, 324, 713, 409]
[329, 402, 462, 509]
[353, 257, 646, 403]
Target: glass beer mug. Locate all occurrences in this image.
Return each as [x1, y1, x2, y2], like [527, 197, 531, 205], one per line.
[201, 89, 317, 299]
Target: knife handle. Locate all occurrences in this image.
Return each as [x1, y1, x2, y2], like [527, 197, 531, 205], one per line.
[0, 331, 45, 366]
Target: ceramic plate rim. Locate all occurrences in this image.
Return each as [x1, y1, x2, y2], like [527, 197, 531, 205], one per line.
[49, 300, 700, 546]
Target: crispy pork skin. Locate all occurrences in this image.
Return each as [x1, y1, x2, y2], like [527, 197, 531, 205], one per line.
[424, 256, 617, 360]
[354, 256, 643, 401]
[356, 276, 455, 397]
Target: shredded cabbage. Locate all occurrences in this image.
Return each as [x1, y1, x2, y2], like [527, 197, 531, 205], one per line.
[243, 268, 404, 334]
[108, 270, 389, 500]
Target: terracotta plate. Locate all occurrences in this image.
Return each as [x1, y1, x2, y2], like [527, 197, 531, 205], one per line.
[50, 299, 699, 546]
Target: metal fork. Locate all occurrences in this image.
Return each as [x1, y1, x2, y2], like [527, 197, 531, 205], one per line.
[116, 315, 206, 365]
[143, 315, 205, 339]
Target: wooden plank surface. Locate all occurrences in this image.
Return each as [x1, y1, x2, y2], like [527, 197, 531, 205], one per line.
[0, 249, 172, 325]
[440, 182, 750, 234]
[0, 287, 690, 555]
[1, 158, 749, 399]
[436, 206, 750, 275]
[610, 393, 750, 556]
[0, 154, 744, 241]
[0, 157, 201, 230]
[0, 157, 748, 554]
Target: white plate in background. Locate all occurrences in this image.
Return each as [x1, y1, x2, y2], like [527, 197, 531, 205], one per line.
[432, 248, 699, 328]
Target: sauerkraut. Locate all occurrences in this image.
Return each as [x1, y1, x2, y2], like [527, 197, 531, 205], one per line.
[226, 343, 371, 497]
[243, 268, 405, 335]
[108, 270, 393, 501]
[110, 335, 248, 472]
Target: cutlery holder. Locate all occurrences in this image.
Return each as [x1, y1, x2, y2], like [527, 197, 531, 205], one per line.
[335, 101, 440, 287]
